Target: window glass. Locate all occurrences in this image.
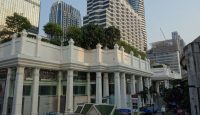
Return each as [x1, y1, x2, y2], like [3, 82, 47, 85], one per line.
[74, 72, 86, 82]
[109, 84, 114, 95]
[91, 84, 96, 95]
[63, 86, 66, 95]
[74, 86, 86, 95]
[23, 85, 31, 96]
[39, 86, 56, 95]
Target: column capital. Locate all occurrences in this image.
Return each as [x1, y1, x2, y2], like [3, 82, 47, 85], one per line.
[114, 72, 120, 75]
[68, 70, 74, 76]
[131, 74, 136, 78]
[121, 72, 125, 76]
[96, 72, 102, 77]
[7, 68, 12, 75]
[16, 66, 25, 75]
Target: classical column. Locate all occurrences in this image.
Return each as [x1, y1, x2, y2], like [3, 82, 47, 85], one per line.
[139, 76, 143, 92]
[138, 76, 143, 107]
[57, 71, 62, 113]
[87, 72, 91, 103]
[96, 72, 102, 104]
[114, 72, 121, 108]
[131, 75, 136, 95]
[12, 66, 25, 115]
[145, 78, 151, 104]
[65, 70, 74, 114]
[164, 80, 169, 89]
[31, 68, 40, 115]
[103, 73, 109, 103]
[149, 78, 154, 104]
[120, 73, 127, 108]
[156, 81, 160, 94]
[2, 68, 12, 115]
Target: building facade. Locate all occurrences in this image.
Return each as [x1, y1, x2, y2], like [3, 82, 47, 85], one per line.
[0, 0, 40, 33]
[0, 30, 152, 115]
[181, 36, 200, 115]
[83, 0, 147, 52]
[49, 0, 81, 37]
[151, 64, 181, 94]
[147, 31, 185, 74]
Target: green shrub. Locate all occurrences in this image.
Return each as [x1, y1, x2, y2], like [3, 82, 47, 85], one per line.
[0, 38, 12, 43]
[117, 40, 146, 60]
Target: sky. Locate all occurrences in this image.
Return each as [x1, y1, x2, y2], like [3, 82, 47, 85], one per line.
[39, 0, 200, 49]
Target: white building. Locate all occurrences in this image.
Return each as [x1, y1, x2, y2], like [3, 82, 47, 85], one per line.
[0, 0, 40, 33]
[83, 0, 147, 52]
[0, 30, 152, 115]
[151, 64, 182, 92]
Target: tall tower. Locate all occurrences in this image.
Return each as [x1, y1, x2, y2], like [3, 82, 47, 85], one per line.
[0, 0, 41, 34]
[128, 0, 147, 51]
[84, 0, 147, 52]
[49, 0, 81, 37]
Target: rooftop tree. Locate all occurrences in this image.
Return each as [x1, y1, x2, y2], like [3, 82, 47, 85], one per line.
[0, 13, 31, 39]
[6, 13, 31, 33]
[43, 22, 63, 39]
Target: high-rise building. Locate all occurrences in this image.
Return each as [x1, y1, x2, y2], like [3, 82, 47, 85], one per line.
[83, 0, 147, 52]
[49, 0, 81, 37]
[0, 0, 40, 34]
[128, 0, 147, 50]
[147, 31, 185, 74]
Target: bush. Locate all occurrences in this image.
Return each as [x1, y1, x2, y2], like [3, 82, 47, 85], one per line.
[41, 38, 61, 46]
[0, 38, 12, 43]
[41, 38, 50, 43]
[117, 40, 146, 60]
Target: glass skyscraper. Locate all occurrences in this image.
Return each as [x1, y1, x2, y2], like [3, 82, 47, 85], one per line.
[0, 0, 40, 34]
[49, 0, 81, 37]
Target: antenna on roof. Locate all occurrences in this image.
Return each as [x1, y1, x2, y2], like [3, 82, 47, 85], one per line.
[160, 28, 166, 40]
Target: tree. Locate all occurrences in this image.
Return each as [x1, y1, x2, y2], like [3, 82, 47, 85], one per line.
[43, 22, 63, 39]
[138, 87, 149, 107]
[162, 80, 191, 113]
[81, 24, 104, 49]
[117, 40, 146, 59]
[0, 13, 31, 39]
[149, 85, 158, 105]
[104, 26, 120, 48]
[6, 13, 31, 33]
[0, 28, 14, 40]
[65, 26, 82, 46]
[65, 24, 121, 49]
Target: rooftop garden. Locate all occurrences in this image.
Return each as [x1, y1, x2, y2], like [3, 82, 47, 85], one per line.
[0, 13, 147, 60]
